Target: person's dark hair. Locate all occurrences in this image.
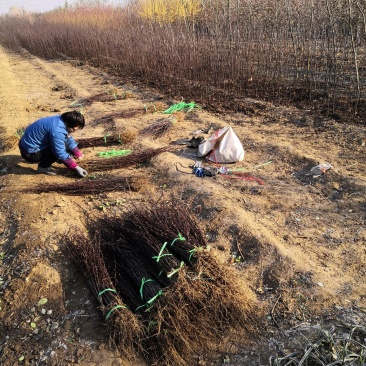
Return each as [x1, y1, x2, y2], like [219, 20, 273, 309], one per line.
[61, 111, 85, 129]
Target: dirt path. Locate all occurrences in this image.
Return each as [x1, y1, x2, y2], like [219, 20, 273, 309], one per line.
[0, 46, 365, 365]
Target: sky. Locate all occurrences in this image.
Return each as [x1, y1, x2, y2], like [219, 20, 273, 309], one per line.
[0, 0, 127, 15]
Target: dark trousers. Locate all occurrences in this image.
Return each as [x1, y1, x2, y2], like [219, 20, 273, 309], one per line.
[19, 140, 58, 168]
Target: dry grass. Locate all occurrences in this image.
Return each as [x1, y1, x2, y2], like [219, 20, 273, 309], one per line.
[0, 127, 18, 152]
[144, 101, 169, 113]
[269, 323, 366, 365]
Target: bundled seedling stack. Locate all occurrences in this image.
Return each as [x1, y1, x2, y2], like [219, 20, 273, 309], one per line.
[65, 196, 257, 366]
[91, 108, 145, 126]
[26, 175, 145, 195]
[77, 130, 136, 149]
[84, 146, 174, 172]
[139, 117, 176, 138]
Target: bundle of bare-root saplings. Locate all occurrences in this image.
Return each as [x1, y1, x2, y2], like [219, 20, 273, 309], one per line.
[77, 130, 136, 149]
[84, 146, 174, 172]
[24, 175, 145, 195]
[139, 117, 175, 138]
[65, 196, 257, 366]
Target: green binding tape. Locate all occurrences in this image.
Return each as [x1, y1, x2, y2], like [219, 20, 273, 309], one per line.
[152, 241, 169, 262]
[135, 290, 164, 312]
[170, 233, 186, 246]
[103, 133, 111, 144]
[167, 261, 185, 278]
[105, 305, 126, 320]
[140, 278, 155, 299]
[146, 290, 164, 304]
[135, 304, 147, 312]
[98, 149, 131, 158]
[163, 102, 201, 114]
[98, 288, 117, 299]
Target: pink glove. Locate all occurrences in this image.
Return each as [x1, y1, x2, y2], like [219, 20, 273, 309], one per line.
[71, 147, 83, 160]
[62, 158, 77, 170]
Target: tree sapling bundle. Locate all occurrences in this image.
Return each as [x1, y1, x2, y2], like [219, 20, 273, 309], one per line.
[84, 146, 175, 172]
[77, 130, 136, 148]
[139, 117, 175, 138]
[64, 196, 258, 366]
[90, 108, 145, 126]
[24, 175, 145, 195]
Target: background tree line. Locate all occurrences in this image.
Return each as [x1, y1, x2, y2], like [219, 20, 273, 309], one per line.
[0, 0, 365, 122]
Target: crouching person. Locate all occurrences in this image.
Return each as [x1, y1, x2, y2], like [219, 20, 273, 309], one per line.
[19, 111, 88, 177]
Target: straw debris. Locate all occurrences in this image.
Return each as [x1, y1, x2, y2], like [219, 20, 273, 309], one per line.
[269, 323, 366, 366]
[0, 127, 18, 152]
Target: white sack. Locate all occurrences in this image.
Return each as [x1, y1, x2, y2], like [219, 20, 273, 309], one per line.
[197, 126, 245, 163]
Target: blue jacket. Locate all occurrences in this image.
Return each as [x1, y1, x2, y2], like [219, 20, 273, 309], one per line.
[20, 115, 78, 161]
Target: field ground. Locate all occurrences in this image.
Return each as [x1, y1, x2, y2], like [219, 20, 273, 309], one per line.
[0, 46, 365, 365]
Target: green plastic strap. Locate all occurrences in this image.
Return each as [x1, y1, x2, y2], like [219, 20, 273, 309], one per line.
[105, 305, 126, 320]
[135, 304, 147, 312]
[135, 290, 163, 312]
[16, 128, 24, 138]
[167, 261, 185, 278]
[152, 235, 186, 263]
[170, 233, 186, 246]
[152, 253, 172, 261]
[146, 290, 164, 304]
[188, 248, 198, 262]
[140, 278, 155, 299]
[98, 149, 131, 158]
[152, 241, 169, 262]
[98, 288, 117, 299]
[188, 246, 204, 261]
[103, 134, 111, 144]
[163, 102, 201, 114]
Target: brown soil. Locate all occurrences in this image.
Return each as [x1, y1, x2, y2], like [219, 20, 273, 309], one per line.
[0, 46, 365, 366]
